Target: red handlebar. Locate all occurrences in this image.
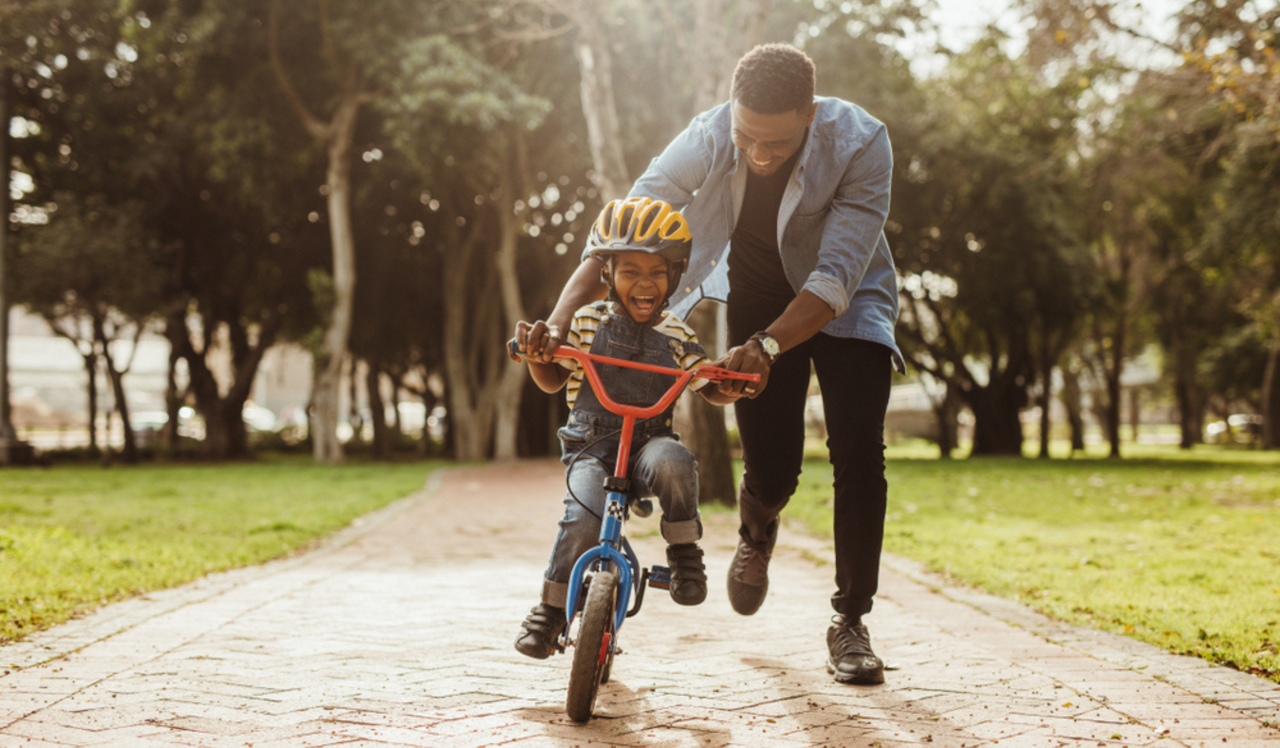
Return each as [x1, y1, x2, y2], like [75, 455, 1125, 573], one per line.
[508, 341, 760, 420]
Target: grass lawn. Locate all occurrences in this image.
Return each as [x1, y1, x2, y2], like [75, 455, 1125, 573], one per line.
[0, 456, 439, 643]
[784, 443, 1280, 682]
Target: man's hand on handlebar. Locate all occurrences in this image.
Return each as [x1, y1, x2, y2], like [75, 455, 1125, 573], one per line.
[513, 320, 565, 364]
[711, 342, 772, 399]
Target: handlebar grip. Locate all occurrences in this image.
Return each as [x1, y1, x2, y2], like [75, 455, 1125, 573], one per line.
[507, 338, 523, 362]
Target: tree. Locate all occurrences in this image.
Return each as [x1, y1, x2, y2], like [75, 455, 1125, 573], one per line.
[1171, 0, 1280, 448]
[13, 196, 165, 463]
[1, 0, 116, 459]
[266, 0, 374, 463]
[892, 33, 1094, 455]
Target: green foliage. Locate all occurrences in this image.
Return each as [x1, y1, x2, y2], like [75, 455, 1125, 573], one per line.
[787, 448, 1280, 681]
[0, 458, 439, 642]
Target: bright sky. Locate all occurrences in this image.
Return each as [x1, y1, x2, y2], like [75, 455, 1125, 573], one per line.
[917, 0, 1184, 65]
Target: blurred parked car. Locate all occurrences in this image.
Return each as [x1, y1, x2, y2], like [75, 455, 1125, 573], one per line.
[1204, 414, 1263, 444]
[242, 404, 280, 433]
[129, 406, 204, 441]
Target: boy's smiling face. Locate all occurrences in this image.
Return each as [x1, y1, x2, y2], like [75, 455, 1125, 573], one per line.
[608, 251, 671, 323]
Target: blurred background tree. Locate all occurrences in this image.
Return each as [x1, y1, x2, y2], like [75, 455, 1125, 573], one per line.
[2, 0, 1277, 469]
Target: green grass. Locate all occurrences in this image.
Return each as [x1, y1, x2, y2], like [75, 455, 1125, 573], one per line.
[0, 456, 439, 643]
[785, 443, 1280, 682]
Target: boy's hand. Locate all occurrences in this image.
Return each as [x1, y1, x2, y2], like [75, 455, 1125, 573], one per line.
[514, 320, 564, 364]
[712, 344, 771, 399]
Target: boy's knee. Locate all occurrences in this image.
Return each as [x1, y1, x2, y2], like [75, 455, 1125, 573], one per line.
[644, 439, 698, 482]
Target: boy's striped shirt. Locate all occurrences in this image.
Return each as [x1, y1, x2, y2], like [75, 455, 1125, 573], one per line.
[561, 302, 710, 409]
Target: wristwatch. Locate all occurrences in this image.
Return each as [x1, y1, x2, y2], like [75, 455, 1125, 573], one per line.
[749, 332, 781, 364]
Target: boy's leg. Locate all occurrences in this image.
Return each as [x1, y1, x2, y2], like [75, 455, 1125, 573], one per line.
[633, 436, 701, 543]
[515, 458, 609, 659]
[543, 458, 611, 605]
[633, 437, 706, 605]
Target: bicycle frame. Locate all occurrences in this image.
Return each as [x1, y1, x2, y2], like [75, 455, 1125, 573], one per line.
[508, 340, 759, 646]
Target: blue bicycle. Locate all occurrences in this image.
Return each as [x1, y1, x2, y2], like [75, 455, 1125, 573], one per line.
[509, 341, 758, 722]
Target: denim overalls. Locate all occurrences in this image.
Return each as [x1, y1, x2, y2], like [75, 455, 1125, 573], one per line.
[540, 305, 704, 608]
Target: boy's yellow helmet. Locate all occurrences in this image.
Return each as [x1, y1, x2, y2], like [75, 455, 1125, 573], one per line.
[586, 197, 692, 266]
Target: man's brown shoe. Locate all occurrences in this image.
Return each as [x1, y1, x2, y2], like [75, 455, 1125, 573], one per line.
[826, 615, 885, 684]
[726, 531, 774, 615]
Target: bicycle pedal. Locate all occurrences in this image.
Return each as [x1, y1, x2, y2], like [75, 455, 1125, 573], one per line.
[647, 564, 671, 589]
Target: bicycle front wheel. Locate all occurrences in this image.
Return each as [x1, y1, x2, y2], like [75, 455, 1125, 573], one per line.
[565, 570, 618, 722]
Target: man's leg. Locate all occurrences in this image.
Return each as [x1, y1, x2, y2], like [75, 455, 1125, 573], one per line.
[726, 297, 815, 614]
[633, 437, 706, 605]
[813, 335, 892, 683]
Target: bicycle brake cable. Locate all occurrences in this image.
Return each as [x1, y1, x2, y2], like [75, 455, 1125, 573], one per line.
[564, 428, 624, 520]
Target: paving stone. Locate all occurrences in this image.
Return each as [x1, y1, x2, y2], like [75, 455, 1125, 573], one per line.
[2, 461, 1279, 748]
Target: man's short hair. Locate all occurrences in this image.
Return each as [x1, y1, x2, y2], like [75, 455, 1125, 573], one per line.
[731, 43, 816, 114]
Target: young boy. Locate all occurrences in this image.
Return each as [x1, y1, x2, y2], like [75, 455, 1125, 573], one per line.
[511, 197, 742, 659]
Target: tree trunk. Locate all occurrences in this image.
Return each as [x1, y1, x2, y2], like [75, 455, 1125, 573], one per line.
[966, 382, 1024, 456]
[676, 303, 737, 504]
[164, 341, 183, 450]
[932, 384, 961, 459]
[1037, 379, 1052, 459]
[84, 349, 100, 453]
[347, 364, 363, 444]
[1037, 342, 1053, 459]
[202, 399, 247, 460]
[573, 27, 629, 202]
[1173, 368, 1204, 450]
[1262, 336, 1280, 450]
[1105, 323, 1125, 458]
[95, 317, 138, 464]
[492, 148, 531, 460]
[366, 362, 390, 459]
[312, 93, 362, 464]
[1060, 362, 1085, 453]
[166, 311, 271, 461]
[442, 226, 498, 461]
[1129, 387, 1141, 446]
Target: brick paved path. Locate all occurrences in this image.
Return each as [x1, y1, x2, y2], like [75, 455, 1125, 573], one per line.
[3, 461, 1279, 747]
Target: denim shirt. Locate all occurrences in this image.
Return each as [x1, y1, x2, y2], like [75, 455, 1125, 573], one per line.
[558, 308, 691, 466]
[623, 97, 904, 372]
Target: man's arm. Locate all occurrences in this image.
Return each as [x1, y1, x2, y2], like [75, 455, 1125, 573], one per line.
[713, 290, 835, 399]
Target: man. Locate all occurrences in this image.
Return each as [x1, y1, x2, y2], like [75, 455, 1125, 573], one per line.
[521, 43, 902, 685]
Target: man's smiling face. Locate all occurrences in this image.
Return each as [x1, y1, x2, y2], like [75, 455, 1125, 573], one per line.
[608, 251, 671, 323]
[731, 100, 816, 177]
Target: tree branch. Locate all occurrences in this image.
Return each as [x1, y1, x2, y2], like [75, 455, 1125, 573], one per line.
[268, 2, 329, 140]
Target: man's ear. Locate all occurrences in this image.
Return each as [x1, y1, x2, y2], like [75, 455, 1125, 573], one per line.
[600, 264, 612, 287]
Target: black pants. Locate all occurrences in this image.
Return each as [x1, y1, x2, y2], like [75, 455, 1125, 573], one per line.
[729, 297, 892, 619]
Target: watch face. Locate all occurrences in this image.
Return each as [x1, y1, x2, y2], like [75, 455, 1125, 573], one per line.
[760, 336, 780, 357]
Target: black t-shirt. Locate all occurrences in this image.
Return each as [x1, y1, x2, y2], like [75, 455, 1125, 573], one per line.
[727, 144, 804, 307]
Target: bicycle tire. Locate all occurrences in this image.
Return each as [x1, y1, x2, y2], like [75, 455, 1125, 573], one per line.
[565, 570, 617, 722]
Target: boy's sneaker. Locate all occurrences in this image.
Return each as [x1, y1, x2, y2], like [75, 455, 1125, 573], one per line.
[726, 530, 775, 615]
[666, 543, 707, 606]
[826, 615, 885, 685]
[514, 603, 566, 659]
